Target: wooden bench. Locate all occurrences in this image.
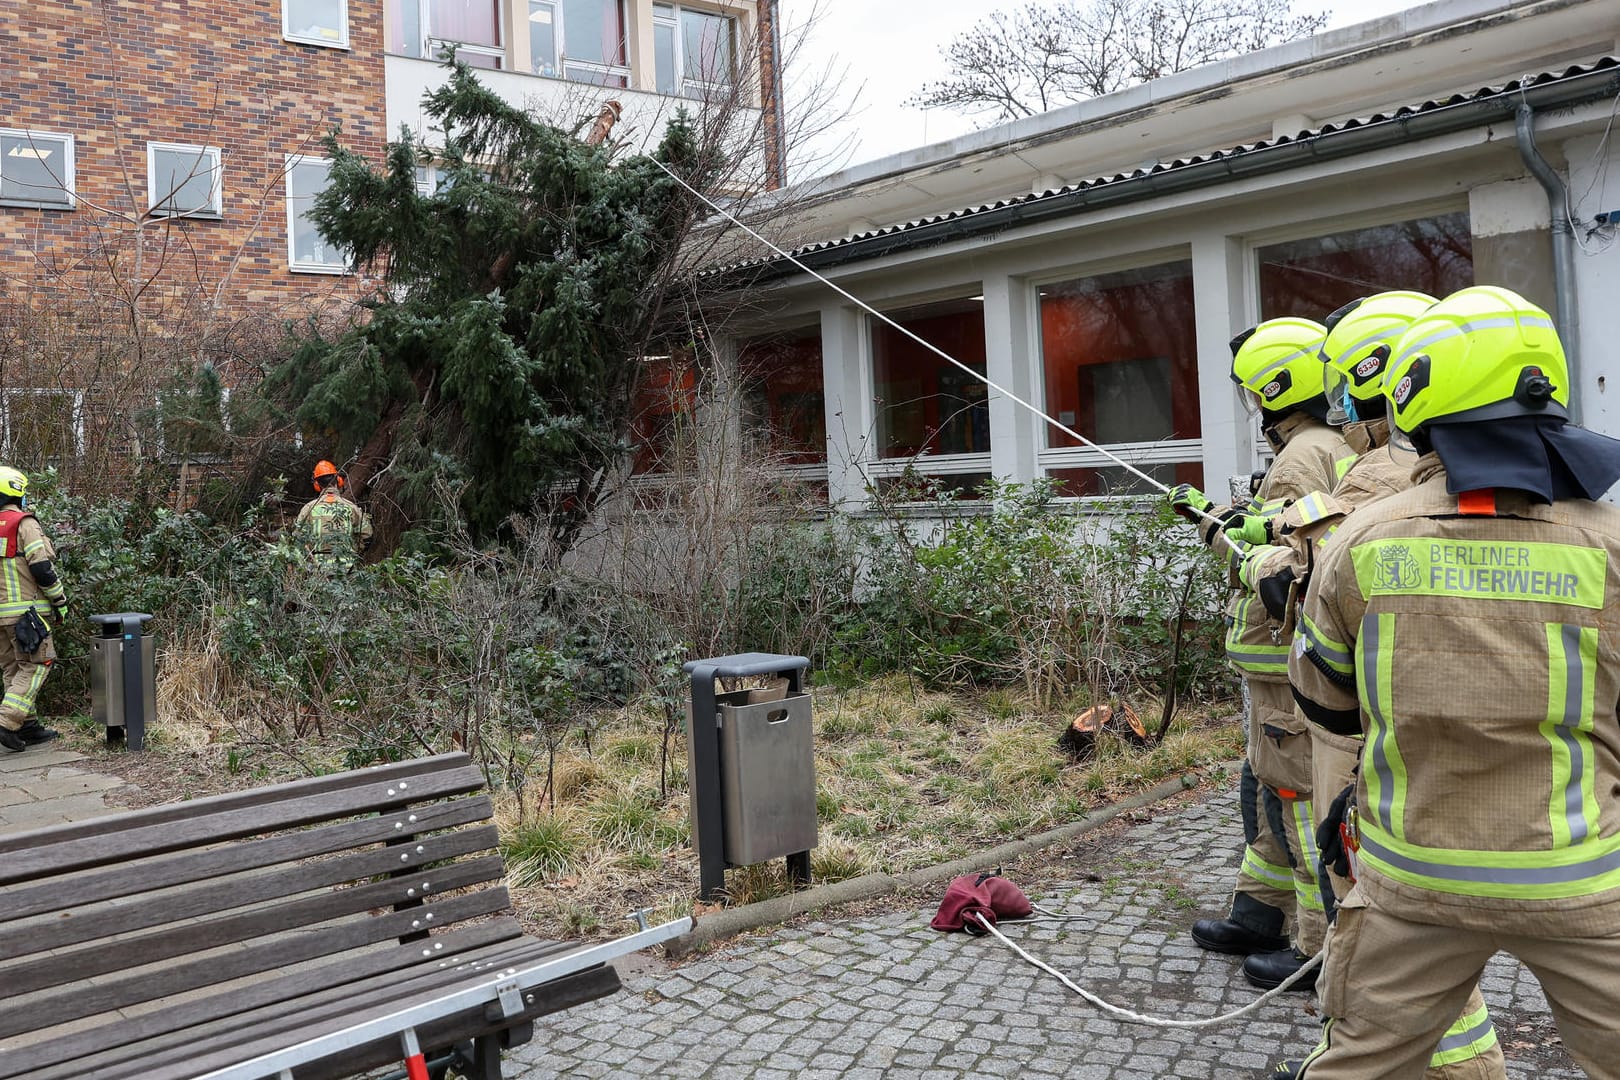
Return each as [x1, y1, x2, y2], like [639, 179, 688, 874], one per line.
[0, 752, 688, 1080]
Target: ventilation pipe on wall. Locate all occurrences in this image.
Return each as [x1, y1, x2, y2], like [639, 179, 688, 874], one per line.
[1515, 102, 1582, 424]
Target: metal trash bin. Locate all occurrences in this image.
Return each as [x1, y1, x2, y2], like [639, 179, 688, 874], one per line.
[89, 612, 156, 750]
[684, 653, 817, 900]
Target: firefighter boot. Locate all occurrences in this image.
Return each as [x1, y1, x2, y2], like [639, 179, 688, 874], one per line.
[0, 726, 23, 753]
[1192, 893, 1289, 955]
[16, 718, 58, 745]
[1243, 947, 1317, 991]
[1264, 1061, 1303, 1078]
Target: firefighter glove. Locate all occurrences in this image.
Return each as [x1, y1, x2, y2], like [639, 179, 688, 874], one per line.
[1317, 783, 1356, 879]
[1257, 566, 1296, 621]
[1223, 514, 1274, 547]
[1167, 483, 1214, 522]
[52, 601, 68, 626]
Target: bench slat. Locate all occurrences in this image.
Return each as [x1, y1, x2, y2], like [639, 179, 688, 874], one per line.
[0, 763, 487, 884]
[4, 854, 508, 998]
[0, 753, 474, 856]
[5, 822, 500, 961]
[1, 793, 494, 920]
[56, 937, 584, 1080]
[0, 885, 514, 1038]
[0, 919, 533, 1080]
[140, 964, 622, 1080]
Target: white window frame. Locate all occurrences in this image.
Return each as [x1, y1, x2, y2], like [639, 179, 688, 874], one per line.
[402, 0, 506, 67]
[654, 2, 735, 100]
[147, 142, 223, 219]
[556, 0, 631, 86]
[285, 156, 348, 274]
[0, 128, 75, 210]
[283, 0, 350, 48]
[0, 389, 87, 460]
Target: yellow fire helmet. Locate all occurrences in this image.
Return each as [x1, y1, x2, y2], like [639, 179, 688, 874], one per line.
[1230, 317, 1330, 415]
[1319, 290, 1438, 404]
[1384, 285, 1567, 433]
[0, 466, 26, 500]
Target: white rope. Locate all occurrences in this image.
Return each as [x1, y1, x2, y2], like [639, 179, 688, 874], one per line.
[972, 911, 1323, 1029]
[1029, 903, 1091, 920]
[649, 156, 1249, 547]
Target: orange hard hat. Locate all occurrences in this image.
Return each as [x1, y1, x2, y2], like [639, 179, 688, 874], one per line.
[312, 459, 344, 491]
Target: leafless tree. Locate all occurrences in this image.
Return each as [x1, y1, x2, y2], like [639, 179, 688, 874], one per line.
[909, 0, 1329, 123]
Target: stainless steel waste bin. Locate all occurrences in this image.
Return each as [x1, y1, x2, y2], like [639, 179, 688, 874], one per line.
[89, 612, 156, 749]
[684, 653, 816, 900]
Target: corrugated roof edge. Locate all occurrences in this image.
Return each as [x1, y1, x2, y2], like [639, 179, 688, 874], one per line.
[704, 57, 1620, 286]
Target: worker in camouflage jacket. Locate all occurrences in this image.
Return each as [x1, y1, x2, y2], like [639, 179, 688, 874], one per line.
[1168, 318, 1354, 993]
[1292, 286, 1620, 1078]
[295, 460, 373, 569]
[0, 466, 64, 752]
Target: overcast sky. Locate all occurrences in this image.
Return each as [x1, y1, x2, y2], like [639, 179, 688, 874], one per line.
[777, 0, 1425, 181]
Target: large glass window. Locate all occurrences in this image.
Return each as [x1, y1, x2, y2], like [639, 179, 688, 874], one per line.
[738, 329, 825, 466]
[286, 158, 347, 273]
[1038, 260, 1202, 497]
[392, 0, 503, 68]
[1258, 211, 1473, 321]
[526, 0, 629, 84]
[654, 3, 735, 99]
[872, 297, 990, 461]
[0, 130, 74, 209]
[283, 0, 348, 47]
[630, 354, 697, 474]
[148, 143, 222, 218]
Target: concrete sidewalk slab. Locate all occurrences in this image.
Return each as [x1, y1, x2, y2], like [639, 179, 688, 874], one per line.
[0, 748, 132, 830]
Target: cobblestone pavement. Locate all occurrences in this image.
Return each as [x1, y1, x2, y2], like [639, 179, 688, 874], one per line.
[512, 782, 1581, 1079]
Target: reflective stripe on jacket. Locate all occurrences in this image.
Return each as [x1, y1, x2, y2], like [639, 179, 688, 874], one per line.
[1293, 456, 1620, 934]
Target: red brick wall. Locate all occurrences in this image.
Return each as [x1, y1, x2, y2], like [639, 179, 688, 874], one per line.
[0, 0, 387, 320]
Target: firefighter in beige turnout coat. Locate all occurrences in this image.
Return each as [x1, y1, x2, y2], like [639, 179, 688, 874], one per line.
[0, 466, 65, 753]
[1292, 286, 1620, 1079]
[1228, 293, 1504, 1078]
[1170, 318, 1353, 990]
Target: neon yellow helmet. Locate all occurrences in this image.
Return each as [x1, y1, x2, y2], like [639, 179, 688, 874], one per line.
[1385, 285, 1566, 433]
[1231, 317, 1330, 415]
[1320, 291, 1438, 404]
[0, 466, 26, 500]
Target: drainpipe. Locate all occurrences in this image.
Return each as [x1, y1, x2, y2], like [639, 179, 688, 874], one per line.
[1515, 102, 1582, 423]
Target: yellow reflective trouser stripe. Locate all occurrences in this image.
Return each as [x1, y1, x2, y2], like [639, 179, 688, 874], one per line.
[1358, 612, 1407, 842]
[1240, 845, 1294, 892]
[1429, 1002, 1498, 1067]
[3, 663, 48, 716]
[1290, 798, 1325, 912]
[0, 600, 50, 618]
[1543, 623, 1601, 849]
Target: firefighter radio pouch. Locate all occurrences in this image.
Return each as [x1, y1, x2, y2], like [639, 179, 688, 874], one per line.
[14, 609, 49, 655]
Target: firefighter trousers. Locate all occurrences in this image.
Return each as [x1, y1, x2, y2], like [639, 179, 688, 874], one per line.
[0, 624, 53, 730]
[1300, 887, 1620, 1080]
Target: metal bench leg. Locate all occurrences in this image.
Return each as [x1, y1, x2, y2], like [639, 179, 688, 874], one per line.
[468, 1033, 505, 1080]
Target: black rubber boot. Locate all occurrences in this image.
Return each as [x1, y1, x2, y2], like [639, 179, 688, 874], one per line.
[0, 726, 23, 753]
[1265, 1060, 1303, 1078]
[1243, 947, 1317, 991]
[16, 719, 59, 745]
[1191, 918, 1290, 955]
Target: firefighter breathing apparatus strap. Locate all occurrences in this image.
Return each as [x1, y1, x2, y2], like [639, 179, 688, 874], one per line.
[970, 911, 1322, 1027]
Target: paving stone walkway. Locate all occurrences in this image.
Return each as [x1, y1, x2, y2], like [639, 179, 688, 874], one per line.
[511, 782, 1580, 1080]
[0, 746, 127, 829]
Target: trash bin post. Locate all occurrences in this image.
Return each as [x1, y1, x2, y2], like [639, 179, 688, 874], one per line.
[684, 652, 813, 903]
[89, 612, 155, 751]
